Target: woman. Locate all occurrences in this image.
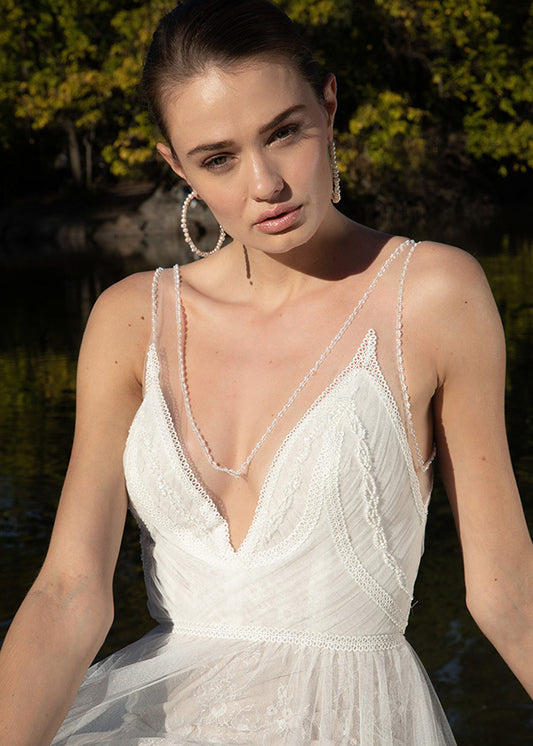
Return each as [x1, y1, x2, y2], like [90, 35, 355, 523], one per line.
[0, 0, 531, 743]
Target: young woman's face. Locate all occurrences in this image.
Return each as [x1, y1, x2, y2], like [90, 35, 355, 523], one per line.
[158, 58, 337, 255]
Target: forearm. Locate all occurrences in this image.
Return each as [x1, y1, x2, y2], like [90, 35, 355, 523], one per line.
[467, 558, 533, 698]
[0, 579, 113, 746]
[477, 611, 533, 698]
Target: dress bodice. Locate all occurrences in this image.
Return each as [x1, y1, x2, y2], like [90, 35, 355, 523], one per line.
[124, 322, 428, 647]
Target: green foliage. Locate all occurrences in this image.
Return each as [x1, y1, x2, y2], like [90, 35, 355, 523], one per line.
[98, 1, 171, 177]
[337, 91, 427, 190]
[278, 0, 352, 26]
[371, 0, 533, 173]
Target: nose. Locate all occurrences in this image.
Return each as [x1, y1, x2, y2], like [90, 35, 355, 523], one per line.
[248, 152, 284, 201]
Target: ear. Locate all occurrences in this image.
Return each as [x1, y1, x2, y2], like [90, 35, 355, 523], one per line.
[156, 142, 186, 180]
[322, 73, 338, 139]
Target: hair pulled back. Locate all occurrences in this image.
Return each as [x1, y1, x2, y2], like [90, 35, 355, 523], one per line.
[142, 0, 324, 146]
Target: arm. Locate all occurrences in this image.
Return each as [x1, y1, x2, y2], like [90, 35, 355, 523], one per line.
[414, 244, 533, 696]
[0, 273, 152, 745]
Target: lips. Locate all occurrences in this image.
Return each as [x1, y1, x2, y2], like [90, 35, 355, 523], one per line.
[253, 205, 302, 234]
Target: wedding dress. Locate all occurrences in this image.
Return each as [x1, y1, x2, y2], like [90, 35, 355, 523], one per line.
[52, 239, 457, 744]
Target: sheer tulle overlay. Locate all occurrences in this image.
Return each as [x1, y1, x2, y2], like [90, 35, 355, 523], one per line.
[54, 629, 453, 745]
[53, 243, 457, 745]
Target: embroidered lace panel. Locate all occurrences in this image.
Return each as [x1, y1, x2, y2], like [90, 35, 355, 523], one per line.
[324, 426, 408, 631]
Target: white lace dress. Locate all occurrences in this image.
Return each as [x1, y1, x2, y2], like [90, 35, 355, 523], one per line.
[53, 240, 457, 745]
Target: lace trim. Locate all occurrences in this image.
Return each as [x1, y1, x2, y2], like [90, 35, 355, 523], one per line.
[396, 243, 436, 472]
[326, 426, 407, 631]
[350, 407, 411, 597]
[169, 619, 405, 652]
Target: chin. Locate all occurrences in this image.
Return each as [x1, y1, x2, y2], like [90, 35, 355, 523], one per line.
[248, 222, 322, 256]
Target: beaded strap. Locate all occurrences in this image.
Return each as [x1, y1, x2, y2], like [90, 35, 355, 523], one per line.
[175, 238, 416, 478]
[151, 267, 164, 344]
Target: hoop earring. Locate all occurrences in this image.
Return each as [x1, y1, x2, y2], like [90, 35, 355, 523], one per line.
[329, 140, 341, 204]
[180, 190, 226, 257]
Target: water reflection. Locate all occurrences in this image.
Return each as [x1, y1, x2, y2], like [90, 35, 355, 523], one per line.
[0, 231, 531, 743]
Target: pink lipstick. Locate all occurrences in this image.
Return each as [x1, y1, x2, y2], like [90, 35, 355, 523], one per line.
[254, 205, 302, 234]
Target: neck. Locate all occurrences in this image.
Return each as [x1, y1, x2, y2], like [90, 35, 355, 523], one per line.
[227, 208, 370, 305]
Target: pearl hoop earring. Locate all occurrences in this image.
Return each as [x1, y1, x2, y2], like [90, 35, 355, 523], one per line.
[329, 140, 341, 204]
[180, 190, 226, 257]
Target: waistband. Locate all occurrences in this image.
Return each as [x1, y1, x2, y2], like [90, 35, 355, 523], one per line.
[169, 620, 404, 652]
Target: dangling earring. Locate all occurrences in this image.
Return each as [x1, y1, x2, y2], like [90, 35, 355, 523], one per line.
[180, 190, 226, 257]
[328, 139, 341, 204]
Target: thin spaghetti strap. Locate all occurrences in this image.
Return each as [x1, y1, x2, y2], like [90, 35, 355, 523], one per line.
[396, 242, 436, 472]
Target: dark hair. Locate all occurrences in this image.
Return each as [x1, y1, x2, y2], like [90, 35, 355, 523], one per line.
[142, 0, 324, 146]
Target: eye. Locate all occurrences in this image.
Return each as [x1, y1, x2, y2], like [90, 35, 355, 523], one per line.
[270, 123, 299, 143]
[202, 154, 232, 170]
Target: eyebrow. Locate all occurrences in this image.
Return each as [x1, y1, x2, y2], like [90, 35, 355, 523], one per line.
[185, 104, 307, 158]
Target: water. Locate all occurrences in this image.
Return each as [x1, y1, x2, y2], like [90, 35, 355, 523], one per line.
[0, 228, 532, 743]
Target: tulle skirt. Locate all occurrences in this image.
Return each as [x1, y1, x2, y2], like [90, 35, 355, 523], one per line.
[52, 625, 456, 745]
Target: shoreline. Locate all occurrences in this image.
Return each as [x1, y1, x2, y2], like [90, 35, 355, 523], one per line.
[1, 179, 532, 263]
[0, 182, 220, 260]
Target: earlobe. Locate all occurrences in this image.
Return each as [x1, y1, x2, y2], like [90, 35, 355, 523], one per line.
[156, 142, 185, 179]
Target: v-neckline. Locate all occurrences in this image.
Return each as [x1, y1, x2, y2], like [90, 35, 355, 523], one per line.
[148, 328, 379, 555]
[173, 238, 414, 481]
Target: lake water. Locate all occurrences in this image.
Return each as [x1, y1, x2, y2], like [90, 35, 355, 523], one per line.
[0, 224, 532, 743]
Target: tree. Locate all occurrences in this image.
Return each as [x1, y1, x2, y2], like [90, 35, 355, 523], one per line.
[371, 0, 533, 175]
[0, 0, 134, 187]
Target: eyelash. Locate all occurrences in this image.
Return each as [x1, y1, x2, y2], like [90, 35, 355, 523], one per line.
[201, 123, 301, 171]
[203, 154, 231, 171]
[270, 123, 300, 142]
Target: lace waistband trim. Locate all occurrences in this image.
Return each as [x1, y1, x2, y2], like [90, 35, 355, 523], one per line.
[169, 620, 404, 652]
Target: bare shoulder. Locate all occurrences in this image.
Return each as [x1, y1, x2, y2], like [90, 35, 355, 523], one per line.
[406, 240, 500, 324]
[86, 271, 154, 336]
[405, 240, 504, 378]
[408, 240, 492, 301]
[90, 270, 154, 321]
[80, 270, 155, 386]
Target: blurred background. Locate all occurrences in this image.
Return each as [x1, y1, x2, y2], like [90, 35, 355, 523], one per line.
[0, 1, 532, 743]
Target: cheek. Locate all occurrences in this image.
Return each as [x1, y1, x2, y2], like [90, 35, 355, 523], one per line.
[299, 138, 331, 189]
[209, 192, 242, 225]
[199, 190, 245, 236]
[300, 143, 333, 212]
